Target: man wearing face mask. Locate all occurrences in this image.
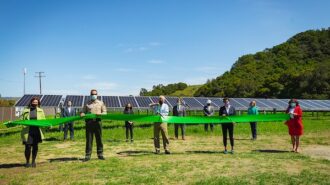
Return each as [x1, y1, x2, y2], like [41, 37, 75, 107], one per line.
[149, 95, 170, 154]
[203, 100, 214, 132]
[61, 100, 76, 140]
[80, 89, 107, 161]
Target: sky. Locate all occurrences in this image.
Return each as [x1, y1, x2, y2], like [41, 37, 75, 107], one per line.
[0, 0, 329, 97]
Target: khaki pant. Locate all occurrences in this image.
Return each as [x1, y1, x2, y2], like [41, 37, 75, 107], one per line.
[154, 122, 169, 150]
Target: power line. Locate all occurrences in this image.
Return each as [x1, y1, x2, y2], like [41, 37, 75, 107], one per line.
[34, 72, 45, 95]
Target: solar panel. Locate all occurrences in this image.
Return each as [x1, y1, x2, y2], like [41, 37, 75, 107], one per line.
[15, 94, 43, 107]
[64, 95, 84, 107]
[41, 95, 62, 106]
[14, 94, 330, 111]
[135, 96, 152, 108]
[182, 97, 203, 108]
[83, 96, 102, 105]
[230, 98, 249, 109]
[164, 96, 178, 107]
[194, 97, 220, 108]
[103, 96, 121, 108]
[119, 96, 138, 108]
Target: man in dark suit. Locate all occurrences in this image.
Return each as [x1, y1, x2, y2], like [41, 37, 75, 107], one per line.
[219, 97, 236, 154]
[62, 100, 76, 140]
[172, 98, 187, 140]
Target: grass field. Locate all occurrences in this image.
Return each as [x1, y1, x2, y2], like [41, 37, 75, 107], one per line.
[0, 113, 329, 185]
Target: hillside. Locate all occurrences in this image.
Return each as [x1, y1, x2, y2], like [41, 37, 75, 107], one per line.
[194, 28, 330, 99]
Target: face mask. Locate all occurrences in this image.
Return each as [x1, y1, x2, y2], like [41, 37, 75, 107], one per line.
[31, 104, 37, 108]
[290, 103, 296, 107]
[91, 95, 97, 101]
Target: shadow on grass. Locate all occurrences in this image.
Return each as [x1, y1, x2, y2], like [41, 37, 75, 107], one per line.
[44, 137, 62, 141]
[0, 163, 25, 169]
[48, 157, 83, 163]
[186, 150, 223, 154]
[252, 149, 290, 153]
[117, 150, 155, 156]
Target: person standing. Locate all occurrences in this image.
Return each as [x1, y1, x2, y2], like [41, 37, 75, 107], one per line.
[80, 89, 107, 161]
[203, 100, 214, 131]
[285, 99, 303, 153]
[172, 98, 187, 140]
[21, 97, 46, 168]
[219, 98, 236, 154]
[149, 95, 170, 154]
[62, 100, 76, 140]
[248, 100, 259, 140]
[123, 103, 134, 143]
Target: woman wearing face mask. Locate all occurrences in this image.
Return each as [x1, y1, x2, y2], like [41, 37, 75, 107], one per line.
[123, 103, 134, 142]
[285, 99, 303, 153]
[248, 101, 258, 140]
[21, 97, 46, 168]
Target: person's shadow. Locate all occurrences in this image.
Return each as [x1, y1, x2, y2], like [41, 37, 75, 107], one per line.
[185, 150, 223, 154]
[0, 163, 25, 169]
[117, 150, 155, 156]
[252, 149, 290, 153]
[48, 157, 83, 163]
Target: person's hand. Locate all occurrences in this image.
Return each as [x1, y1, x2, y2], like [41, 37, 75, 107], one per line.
[80, 113, 85, 117]
[222, 114, 226, 116]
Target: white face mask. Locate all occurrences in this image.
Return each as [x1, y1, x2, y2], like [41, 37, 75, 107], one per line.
[91, 95, 97, 101]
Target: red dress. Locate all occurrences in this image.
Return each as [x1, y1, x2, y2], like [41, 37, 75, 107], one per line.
[285, 106, 303, 136]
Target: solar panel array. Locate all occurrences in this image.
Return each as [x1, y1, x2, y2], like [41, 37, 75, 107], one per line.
[15, 94, 330, 111]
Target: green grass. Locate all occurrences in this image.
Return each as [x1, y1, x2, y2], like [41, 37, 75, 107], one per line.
[0, 114, 329, 185]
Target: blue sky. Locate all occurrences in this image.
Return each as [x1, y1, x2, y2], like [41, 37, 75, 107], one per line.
[0, 0, 329, 97]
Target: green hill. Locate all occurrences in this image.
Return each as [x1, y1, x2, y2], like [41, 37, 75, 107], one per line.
[170, 85, 202, 97]
[194, 28, 330, 99]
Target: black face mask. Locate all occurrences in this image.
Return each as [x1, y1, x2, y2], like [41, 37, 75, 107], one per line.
[31, 104, 37, 108]
[159, 101, 163, 105]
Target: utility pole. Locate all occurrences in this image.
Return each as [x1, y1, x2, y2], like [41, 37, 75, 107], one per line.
[23, 68, 27, 95]
[35, 72, 45, 95]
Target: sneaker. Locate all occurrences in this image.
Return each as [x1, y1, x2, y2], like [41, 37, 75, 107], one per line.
[230, 150, 234, 154]
[223, 150, 228, 154]
[165, 150, 171, 154]
[98, 156, 105, 160]
[155, 149, 160, 154]
[31, 162, 36, 168]
[130, 139, 134, 143]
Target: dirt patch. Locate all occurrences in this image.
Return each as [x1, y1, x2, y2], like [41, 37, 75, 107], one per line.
[303, 145, 330, 160]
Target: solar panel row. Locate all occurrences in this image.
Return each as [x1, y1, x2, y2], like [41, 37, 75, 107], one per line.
[15, 94, 330, 111]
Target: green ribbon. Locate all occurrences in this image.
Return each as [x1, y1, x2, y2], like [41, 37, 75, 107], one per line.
[3, 114, 290, 128]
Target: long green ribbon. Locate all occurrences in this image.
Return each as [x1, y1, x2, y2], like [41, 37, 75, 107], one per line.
[3, 114, 290, 128]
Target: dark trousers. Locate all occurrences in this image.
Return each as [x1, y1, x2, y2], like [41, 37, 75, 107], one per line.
[250, 122, 257, 139]
[125, 122, 134, 140]
[25, 144, 38, 164]
[64, 122, 74, 140]
[204, 124, 214, 131]
[85, 120, 103, 158]
[174, 124, 186, 138]
[221, 123, 234, 147]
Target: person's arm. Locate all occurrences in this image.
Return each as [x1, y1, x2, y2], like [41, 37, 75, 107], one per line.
[255, 107, 259, 115]
[80, 105, 87, 117]
[101, 102, 107, 115]
[39, 109, 46, 120]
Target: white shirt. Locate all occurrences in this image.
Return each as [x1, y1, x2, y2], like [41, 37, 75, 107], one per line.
[225, 105, 231, 114]
[68, 107, 71, 113]
[153, 103, 169, 117]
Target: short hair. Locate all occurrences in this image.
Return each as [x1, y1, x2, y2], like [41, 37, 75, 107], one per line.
[223, 97, 230, 102]
[90, 89, 98, 95]
[159, 95, 166, 100]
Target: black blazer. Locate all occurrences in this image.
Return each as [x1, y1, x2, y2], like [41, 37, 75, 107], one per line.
[219, 106, 236, 116]
[62, 107, 76, 117]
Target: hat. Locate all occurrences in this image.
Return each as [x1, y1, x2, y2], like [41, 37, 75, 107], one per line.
[206, 99, 212, 104]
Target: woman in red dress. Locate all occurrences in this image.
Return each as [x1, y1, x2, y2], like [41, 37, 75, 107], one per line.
[285, 99, 303, 153]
